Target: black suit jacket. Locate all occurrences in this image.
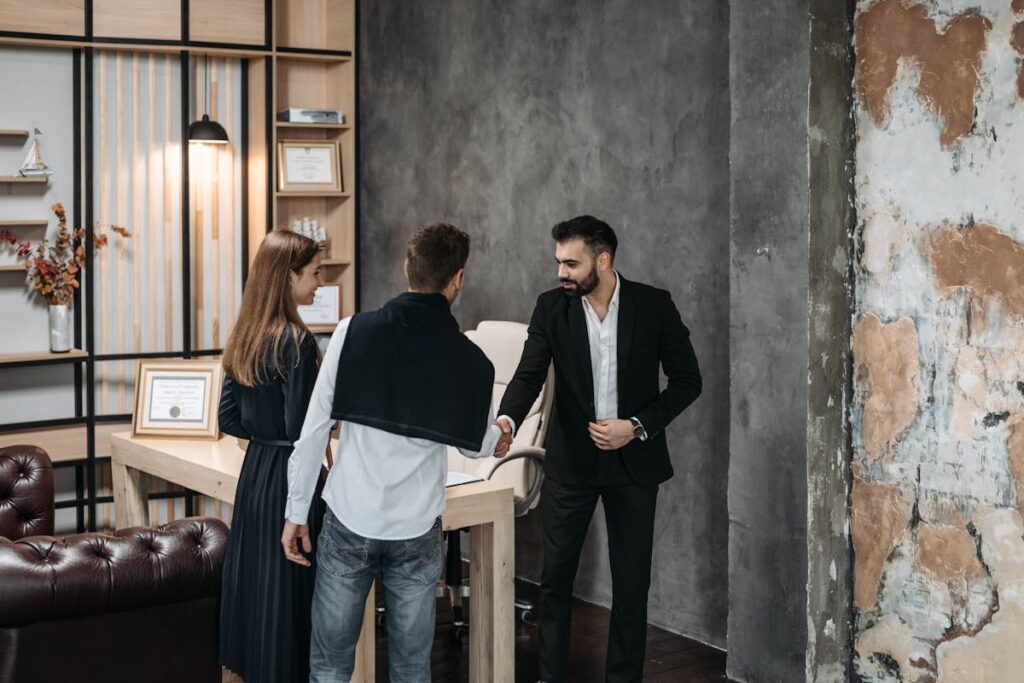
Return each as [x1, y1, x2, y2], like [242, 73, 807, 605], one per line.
[498, 275, 702, 486]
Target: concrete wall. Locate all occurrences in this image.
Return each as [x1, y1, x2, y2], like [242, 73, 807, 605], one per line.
[728, 1, 856, 680]
[359, 0, 731, 645]
[727, 0, 811, 679]
[852, 0, 1024, 680]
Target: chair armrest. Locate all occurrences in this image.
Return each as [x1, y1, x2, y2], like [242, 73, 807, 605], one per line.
[0, 445, 54, 540]
[488, 447, 545, 517]
[0, 517, 228, 628]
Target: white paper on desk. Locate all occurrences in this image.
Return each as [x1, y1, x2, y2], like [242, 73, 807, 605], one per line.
[446, 471, 483, 487]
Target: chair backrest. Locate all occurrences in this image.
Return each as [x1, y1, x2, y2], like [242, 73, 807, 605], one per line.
[447, 321, 553, 503]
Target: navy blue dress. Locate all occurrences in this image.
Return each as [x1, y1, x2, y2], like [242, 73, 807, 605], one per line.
[217, 332, 325, 683]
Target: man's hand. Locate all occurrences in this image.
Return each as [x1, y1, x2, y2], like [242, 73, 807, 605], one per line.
[588, 420, 635, 451]
[494, 418, 514, 458]
[281, 520, 312, 567]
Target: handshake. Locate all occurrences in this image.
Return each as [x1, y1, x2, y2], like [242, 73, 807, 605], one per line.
[493, 417, 514, 458]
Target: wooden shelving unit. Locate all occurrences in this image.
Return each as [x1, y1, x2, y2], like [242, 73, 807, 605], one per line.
[275, 122, 351, 130]
[0, 349, 89, 367]
[0, 264, 26, 272]
[0, 220, 48, 227]
[0, 176, 48, 184]
[271, 0, 357, 323]
[0, 0, 361, 531]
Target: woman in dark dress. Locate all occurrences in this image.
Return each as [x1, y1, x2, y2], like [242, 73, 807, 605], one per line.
[218, 228, 326, 683]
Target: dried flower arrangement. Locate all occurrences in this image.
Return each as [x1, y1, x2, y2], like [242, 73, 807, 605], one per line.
[0, 203, 131, 306]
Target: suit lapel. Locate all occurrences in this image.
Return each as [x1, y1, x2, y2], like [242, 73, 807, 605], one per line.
[616, 275, 635, 411]
[567, 295, 596, 418]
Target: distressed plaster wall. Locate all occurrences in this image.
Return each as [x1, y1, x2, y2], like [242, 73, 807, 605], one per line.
[358, 0, 730, 646]
[853, 0, 1024, 680]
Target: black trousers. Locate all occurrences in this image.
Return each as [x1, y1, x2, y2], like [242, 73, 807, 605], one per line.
[537, 471, 659, 683]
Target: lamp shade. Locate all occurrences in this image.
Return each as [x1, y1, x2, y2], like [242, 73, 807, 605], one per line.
[188, 114, 229, 144]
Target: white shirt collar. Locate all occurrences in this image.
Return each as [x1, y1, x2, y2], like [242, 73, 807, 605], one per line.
[583, 271, 620, 314]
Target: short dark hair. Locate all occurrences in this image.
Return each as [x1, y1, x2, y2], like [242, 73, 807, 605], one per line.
[405, 223, 471, 291]
[551, 215, 618, 261]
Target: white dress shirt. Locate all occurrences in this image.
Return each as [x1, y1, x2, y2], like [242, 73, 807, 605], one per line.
[285, 317, 502, 540]
[582, 272, 621, 420]
[498, 272, 624, 435]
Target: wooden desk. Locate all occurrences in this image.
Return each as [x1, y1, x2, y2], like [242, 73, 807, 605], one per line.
[109, 432, 515, 683]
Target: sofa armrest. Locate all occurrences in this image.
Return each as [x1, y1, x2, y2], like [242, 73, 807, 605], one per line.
[0, 517, 228, 628]
[0, 445, 54, 541]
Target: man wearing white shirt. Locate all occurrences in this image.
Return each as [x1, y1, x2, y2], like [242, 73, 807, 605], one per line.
[496, 216, 702, 683]
[282, 224, 511, 683]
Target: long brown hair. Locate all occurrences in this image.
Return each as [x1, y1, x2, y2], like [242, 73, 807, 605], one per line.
[223, 229, 319, 386]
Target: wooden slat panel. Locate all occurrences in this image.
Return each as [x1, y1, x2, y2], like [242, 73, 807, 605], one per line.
[92, 0, 180, 41]
[247, 58, 268, 260]
[131, 55, 143, 382]
[114, 51, 128, 412]
[192, 58, 206, 348]
[0, 0, 84, 37]
[147, 56, 160, 353]
[163, 55, 175, 351]
[98, 51, 110, 413]
[221, 59, 236, 345]
[190, 0, 264, 46]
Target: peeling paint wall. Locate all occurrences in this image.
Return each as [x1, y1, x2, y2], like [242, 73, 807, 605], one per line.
[853, 0, 1024, 680]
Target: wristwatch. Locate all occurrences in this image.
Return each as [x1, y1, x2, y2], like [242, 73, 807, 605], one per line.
[629, 417, 648, 442]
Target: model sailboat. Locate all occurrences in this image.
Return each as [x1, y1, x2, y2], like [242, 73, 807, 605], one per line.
[19, 128, 53, 178]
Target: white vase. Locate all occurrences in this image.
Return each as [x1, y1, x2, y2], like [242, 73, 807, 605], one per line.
[48, 304, 72, 353]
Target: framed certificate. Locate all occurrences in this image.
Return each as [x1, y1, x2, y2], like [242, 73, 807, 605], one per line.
[132, 360, 223, 439]
[278, 141, 343, 194]
[297, 284, 342, 325]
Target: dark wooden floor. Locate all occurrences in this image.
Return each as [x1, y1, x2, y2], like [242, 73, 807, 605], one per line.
[375, 579, 731, 682]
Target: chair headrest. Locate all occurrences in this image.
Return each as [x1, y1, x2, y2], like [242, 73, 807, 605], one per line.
[466, 321, 529, 384]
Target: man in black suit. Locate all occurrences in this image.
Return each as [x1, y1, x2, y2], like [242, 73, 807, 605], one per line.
[497, 216, 702, 683]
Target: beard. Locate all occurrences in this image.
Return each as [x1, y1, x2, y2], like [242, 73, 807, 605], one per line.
[560, 267, 599, 298]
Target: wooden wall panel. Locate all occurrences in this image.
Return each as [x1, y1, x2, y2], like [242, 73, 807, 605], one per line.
[190, 0, 265, 46]
[95, 51, 184, 413]
[0, 0, 85, 37]
[190, 56, 243, 350]
[92, 0, 180, 41]
[277, 0, 354, 51]
[246, 58, 268, 264]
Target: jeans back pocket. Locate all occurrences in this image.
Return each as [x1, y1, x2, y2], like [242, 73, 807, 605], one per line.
[318, 511, 372, 578]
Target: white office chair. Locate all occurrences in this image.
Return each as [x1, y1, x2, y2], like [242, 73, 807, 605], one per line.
[444, 321, 554, 636]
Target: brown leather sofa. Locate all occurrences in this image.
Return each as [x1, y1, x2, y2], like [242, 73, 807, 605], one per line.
[0, 445, 229, 683]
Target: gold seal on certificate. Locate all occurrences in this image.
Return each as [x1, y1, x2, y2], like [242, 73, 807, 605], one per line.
[132, 360, 223, 439]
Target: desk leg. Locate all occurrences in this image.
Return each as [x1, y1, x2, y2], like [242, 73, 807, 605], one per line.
[350, 583, 376, 683]
[111, 460, 149, 529]
[469, 514, 514, 683]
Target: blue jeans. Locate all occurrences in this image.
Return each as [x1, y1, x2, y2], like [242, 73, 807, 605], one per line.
[310, 509, 444, 683]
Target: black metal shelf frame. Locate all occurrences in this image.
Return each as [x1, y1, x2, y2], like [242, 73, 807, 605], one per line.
[0, 0, 361, 532]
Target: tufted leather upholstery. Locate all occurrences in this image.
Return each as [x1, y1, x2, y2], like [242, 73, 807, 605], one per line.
[0, 445, 54, 541]
[0, 517, 227, 627]
[0, 445, 229, 683]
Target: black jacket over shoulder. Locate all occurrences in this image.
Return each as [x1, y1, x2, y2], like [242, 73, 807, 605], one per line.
[498, 276, 702, 485]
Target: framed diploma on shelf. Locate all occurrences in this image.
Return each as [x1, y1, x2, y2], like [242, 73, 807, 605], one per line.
[277, 141, 343, 194]
[131, 360, 223, 439]
[297, 284, 343, 327]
